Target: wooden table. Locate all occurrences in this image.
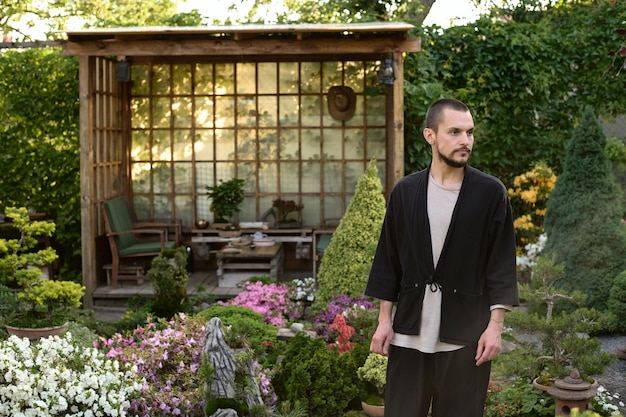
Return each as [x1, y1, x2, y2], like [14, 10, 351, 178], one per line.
[215, 243, 284, 285]
[191, 227, 314, 273]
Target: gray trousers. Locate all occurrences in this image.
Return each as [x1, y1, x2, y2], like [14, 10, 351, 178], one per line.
[384, 344, 491, 417]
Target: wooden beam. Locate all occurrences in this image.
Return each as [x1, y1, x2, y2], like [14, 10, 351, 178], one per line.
[62, 37, 421, 57]
[79, 55, 96, 309]
[391, 51, 405, 186]
[65, 22, 417, 40]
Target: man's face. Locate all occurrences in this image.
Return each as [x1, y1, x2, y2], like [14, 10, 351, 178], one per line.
[424, 108, 474, 168]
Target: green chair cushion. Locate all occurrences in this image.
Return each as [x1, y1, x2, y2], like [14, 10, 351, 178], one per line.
[104, 197, 136, 250]
[316, 234, 332, 255]
[118, 240, 176, 256]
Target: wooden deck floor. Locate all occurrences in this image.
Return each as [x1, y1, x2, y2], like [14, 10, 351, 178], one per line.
[92, 268, 313, 321]
[92, 268, 313, 307]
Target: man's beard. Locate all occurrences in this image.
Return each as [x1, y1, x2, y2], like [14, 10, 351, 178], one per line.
[438, 148, 471, 168]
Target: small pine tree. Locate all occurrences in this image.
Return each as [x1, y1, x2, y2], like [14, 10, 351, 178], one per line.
[314, 159, 387, 305]
[543, 107, 626, 310]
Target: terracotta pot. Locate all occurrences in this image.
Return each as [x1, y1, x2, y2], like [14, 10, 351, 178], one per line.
[6, 323, 68, 340]
[361, 401, 385, 417]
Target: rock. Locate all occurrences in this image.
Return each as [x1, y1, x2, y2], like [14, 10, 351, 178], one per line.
[617, 344, 626, 360]
[202, 317, 263, 417]
[501, 339, 516, 354]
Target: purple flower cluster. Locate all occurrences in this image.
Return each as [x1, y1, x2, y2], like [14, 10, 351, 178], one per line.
[219, 281, 302, 327]
[312, 294, 376, 342]
[95, 314, 206, 417]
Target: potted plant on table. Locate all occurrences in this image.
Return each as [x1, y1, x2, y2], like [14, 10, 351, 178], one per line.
[206, 178, 245, 233]
[272, 198, 304, 229]
[0, 207, 85, 339]
[357, 352, 388, 417]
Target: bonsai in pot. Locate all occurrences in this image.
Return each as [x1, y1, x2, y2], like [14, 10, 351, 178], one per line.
[272, 198, 304, 228]
[0, 207, 84, 336]
[206, 178, 245, 228]
[357, 352, 387, 416]
[147, 247, 189, 319]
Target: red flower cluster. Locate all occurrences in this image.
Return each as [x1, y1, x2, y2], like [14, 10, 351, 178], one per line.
[328, 314, 355, 354]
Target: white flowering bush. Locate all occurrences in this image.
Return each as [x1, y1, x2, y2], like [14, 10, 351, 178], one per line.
[516, 233, 547, 271]
[0, 333, 144, 417]
[591, 385, 625, 417]
[292, 277, 316, 302]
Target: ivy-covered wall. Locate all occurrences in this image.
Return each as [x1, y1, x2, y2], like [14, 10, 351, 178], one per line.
[0, 48, 81, 281]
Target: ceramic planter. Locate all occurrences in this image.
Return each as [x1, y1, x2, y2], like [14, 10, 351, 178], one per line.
[361, 401, 385, 417]
[6, 322, 68, 340]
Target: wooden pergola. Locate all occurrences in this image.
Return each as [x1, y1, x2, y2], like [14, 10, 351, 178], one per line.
[62, 23, 421, 307]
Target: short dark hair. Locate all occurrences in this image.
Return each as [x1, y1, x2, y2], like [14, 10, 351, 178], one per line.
[425, 98, 470, 132]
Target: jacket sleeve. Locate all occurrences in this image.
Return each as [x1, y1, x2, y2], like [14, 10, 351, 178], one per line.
[365, 187, 403, 301]
[485, 187, 520, 307]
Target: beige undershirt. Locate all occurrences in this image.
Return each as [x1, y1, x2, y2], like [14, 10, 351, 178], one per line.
[392, 174, 464, 353]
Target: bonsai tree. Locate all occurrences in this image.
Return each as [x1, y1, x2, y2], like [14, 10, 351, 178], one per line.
[0, 207, 84, 329]
[147, 247, 189, 319]
[502, 255, 614, 380]
[543, 106, 626, 310]
[315, 159, 386, 305]
[357, 352, 388, 405]
[272, 198, 304, 226]
[206, 178, 246, 225]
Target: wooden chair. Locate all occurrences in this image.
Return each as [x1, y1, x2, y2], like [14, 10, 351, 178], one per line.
[103, 197, 180, 288]
[313, 231, 333, 279]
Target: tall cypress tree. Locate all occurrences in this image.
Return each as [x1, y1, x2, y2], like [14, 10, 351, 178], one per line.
[314, 159, 387, 306]
[544, 107, 626, 310]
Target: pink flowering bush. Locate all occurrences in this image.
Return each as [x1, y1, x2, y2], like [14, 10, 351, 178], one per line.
[219, 280, 302, 327]
[253, 359, 277, 407]
[95, 313, 206, 417]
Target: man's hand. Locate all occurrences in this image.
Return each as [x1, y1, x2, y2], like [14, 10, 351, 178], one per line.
[475, 318, 503, 366]
[370, 321, 394, 356]
[370, 300, 394, 356]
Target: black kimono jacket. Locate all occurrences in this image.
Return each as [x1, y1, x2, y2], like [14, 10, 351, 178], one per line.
[365, 165, 519, 346]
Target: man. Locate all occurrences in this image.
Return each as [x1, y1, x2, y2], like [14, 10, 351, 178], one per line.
[365, 98, 519, 417]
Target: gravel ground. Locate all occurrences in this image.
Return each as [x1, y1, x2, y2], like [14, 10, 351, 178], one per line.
[503, 331, 626, 414]
[596, 335, 626, 414]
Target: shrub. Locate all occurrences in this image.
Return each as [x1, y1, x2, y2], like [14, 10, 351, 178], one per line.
[508, 161, 556, 251]
[194, 304, 279, 359]
[0, 333, 143, 416]
[315, 159, 386, 305]
[544, 107, 626, 310]
[607, 269, 626, 333]
[271, 333, 365, 417]
[218, 280, 302, 327]
[95, 313, 206, 417]
[147, 247, 189, 318]
[0, 48, 82, 282]
[484, 380, 555, 417]
[591, 385, 625, 417]
[311, 293, 376, 343]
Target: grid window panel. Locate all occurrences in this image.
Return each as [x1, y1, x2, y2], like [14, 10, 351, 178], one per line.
[129, 60, 386, 226]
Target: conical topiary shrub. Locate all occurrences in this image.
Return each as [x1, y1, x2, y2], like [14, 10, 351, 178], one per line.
[543, 106, 626, 310]
[314, 159, 387, 306]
